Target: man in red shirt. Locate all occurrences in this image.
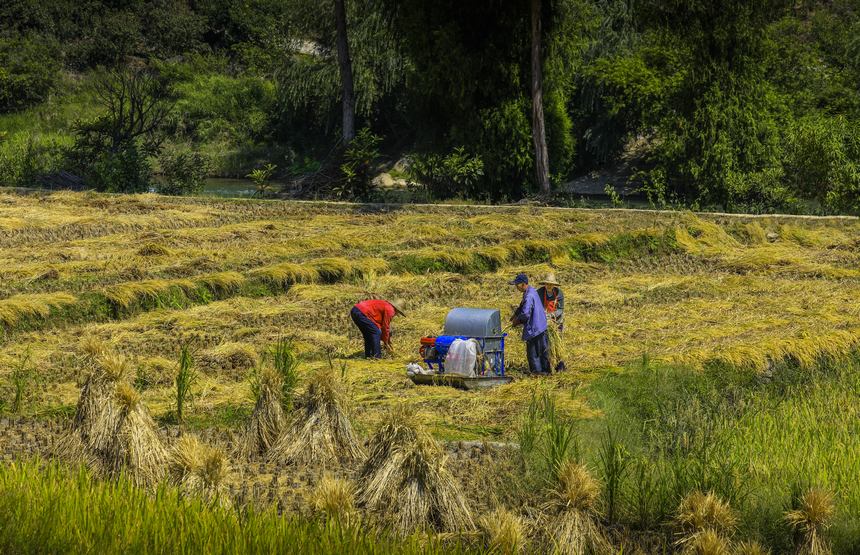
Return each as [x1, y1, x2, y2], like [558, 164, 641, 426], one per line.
[350, 298, 406, 358]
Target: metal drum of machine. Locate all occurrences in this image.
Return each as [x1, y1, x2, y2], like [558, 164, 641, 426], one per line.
[411, 307, 512, 390]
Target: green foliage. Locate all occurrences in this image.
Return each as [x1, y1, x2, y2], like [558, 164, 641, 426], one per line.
[0, 34, 60, 113]
[157, 149, 210, 196]
[0, 461, 476, 554]
[0, 132, 71, 187]
[337, 128, 381, 200]
[175, 345, 197, 424]
[69, 68, 174, 192]
[270, 337, 300, 412]
[247, 163, 277, 197]
[407, 147, 484, 199]
[784, 115, 860, 213]
[6, 350, 41, 414]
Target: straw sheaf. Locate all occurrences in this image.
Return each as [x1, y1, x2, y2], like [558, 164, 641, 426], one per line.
[357, 409, 474, 534]
[269, 367, 363, 467]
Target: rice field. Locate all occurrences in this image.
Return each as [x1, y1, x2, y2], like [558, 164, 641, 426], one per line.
[2, 190, 860, 552]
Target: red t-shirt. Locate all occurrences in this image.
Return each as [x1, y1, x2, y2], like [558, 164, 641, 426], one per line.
[355, 299, 395, 343]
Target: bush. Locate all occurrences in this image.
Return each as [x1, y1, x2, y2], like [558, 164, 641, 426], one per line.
[337, 128, 382, 201]
[0, 34, 60, 113]
[784, 115, 860, 214]
[407, 147, 484, 200]
[0, 132, 71, 187]
[156, 150, 209, 195]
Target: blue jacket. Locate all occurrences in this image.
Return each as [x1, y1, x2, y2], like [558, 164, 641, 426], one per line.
[513, 286, 548, 341]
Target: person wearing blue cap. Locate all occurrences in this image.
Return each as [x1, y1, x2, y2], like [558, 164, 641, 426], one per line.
[508, 273, 550, 375]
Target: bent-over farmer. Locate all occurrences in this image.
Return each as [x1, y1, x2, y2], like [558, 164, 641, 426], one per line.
[350, 298, 406, 359]
[509, 273, 550, 375]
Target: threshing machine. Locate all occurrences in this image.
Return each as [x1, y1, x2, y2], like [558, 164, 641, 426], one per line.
[409, 307, 512, 390]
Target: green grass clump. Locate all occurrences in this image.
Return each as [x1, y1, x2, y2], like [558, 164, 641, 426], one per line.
[0, 461, 478, 554]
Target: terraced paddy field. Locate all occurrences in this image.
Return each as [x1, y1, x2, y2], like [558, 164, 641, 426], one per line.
[2, 190, 860, 553]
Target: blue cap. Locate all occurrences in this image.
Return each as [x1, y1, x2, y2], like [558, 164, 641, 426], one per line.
[509, 273, 528, 285]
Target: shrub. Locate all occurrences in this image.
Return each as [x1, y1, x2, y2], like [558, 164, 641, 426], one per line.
[407, 147, 484, 200]
[784, 115, 860, 214]
[156, 150, 209, 196]
[0, 132, 71, 187]
[337, 128, 382, 201]
[0, 34, 60, 113]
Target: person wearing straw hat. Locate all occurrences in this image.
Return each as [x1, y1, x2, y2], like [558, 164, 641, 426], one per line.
[537, 272, 565, 332]
[350, 298, 406, 359]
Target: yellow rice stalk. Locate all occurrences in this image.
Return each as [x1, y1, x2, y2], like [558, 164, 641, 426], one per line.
[785, 488, 835, 555]
[546, 320, 567, 372]
[136, 242, 172, 256]
[0, 292, 77, 327]
[103, 278, 196, 309]
[312, 257, 355, 281]
[309, 474, 357, 524]
[250, 262, 320, 286]
[169, 435, 231, 506]
[478, 508, 527, 555]
[201, 342, 259, 374]
[269, 367, 363, 467]
[674, 491, 737, 553]
[735, 540, 771, 555]
[196, 271, 247, 294]
[357, 407, 474, 534]
[680, 529, 732, 555]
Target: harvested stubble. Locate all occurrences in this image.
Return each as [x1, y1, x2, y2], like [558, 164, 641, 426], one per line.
[545, 461, 612, 555]
[169, 435, 231, 506]
[269, 367, 363, 467]
[241, 367, 286, 457]
[357, 409, 474, 534]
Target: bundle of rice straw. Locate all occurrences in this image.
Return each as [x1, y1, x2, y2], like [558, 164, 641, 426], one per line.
[546, 320, 567, 372]
[169, 435, 231, 507]
[55, 350, 127, 472]
[309, 474, 357, 525]
[357, 407, 474, 534]
[269, 367, 363, 467]
[105, 382, 169, 487]
[240, 366, 285, 457]
[545, 461, 612, 555]
[674, 491, 738, 555]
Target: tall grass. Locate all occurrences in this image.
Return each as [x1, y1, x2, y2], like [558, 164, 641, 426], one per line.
[577, 355, 860, 553]
[0, 461, 477, 555]
[270, 337, 300, 412]
[175, 345, 197, 425]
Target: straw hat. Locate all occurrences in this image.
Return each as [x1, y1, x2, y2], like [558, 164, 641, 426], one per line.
[390, 298, 407, 316]
[539, 273, 560, 287]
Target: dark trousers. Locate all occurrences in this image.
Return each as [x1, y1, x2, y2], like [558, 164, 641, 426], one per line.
[351, 306, 382, 358]
[526, 332, 550, 374]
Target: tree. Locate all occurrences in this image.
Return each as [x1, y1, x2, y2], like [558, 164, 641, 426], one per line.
[333, 0, 356, 143]
[531, 0, 551, 195]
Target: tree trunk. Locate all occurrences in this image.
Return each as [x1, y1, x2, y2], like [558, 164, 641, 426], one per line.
[531, 0, 550, 195]
[334, 0, 356, 143]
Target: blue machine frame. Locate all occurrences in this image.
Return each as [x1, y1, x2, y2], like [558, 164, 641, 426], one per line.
[423, 334, 508, 376]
